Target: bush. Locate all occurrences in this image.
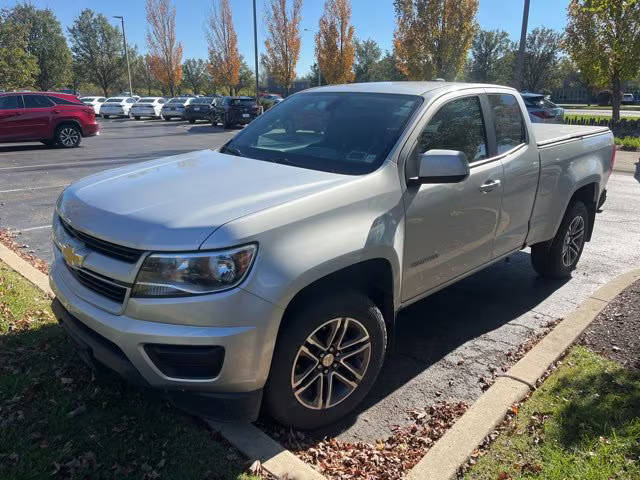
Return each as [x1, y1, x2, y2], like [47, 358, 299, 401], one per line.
[615, 136, 640, 151]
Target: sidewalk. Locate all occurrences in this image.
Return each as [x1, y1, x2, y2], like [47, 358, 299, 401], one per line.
[614, 150, 639, 175]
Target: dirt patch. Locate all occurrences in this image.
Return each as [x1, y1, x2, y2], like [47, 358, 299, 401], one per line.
[0, 228, 49, 275]
[580, 279, 640, 371]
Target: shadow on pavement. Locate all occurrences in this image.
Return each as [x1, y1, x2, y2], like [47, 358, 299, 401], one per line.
[312, 250, 569, 438]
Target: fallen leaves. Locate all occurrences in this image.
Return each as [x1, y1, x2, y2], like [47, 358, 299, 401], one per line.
[268, 402, 468, 480]
[0, 228, 49, 275]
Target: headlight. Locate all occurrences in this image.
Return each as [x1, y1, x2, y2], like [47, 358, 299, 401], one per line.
[132, 244, 257, 297]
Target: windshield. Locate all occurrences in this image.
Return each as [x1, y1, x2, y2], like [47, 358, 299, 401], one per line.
[222, 92, 422, 175]
[106, 98, 123, 103]
[230, 98, 256, 107]
[168, 98, 186, 104]
[191, 97, 213, 104]
[138, 98, 157, 103]
[80, 97, 96, 102]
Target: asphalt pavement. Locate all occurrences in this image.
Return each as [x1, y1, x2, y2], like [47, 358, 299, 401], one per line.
[1, 118, 639, 444]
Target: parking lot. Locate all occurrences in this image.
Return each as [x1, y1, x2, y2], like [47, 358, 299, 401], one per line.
[1, 118, 639, 444]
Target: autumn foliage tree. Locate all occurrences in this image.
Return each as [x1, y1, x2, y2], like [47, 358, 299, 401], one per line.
[206, 0, 241, 94]
[566, 0, 640, 122]
[393, 0, 478, 80]
[146, 0, 183, 96]
[261, 0, 302, 94]
[316, 0, 356, 84]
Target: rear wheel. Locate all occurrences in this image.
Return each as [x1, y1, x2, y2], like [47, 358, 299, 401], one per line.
[264, 291, 386, 429]
[134, 116, 140, 120]
[188, 119, 195, 124]
[531, 200, 588, 278]
[223, 114, 231, 129]
[164, 116, 171, 121]
[103, 114, 110, 119]
[55, 124, 82, 148]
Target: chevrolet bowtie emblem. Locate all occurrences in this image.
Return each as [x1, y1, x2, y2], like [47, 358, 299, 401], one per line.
[61, 243, 88, 268]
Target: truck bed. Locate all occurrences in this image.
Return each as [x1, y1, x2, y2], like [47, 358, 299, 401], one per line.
[532, 123, 610, 147]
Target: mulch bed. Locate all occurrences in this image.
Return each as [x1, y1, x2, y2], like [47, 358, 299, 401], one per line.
[0, 228, 49, 274]
[580, 279, 640, 371]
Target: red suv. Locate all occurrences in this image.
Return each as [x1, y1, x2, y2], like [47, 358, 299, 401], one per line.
[0, 92, 99, 148]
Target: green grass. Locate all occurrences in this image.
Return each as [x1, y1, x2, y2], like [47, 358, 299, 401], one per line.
[0, 262, 260, 480]
[614, 136, 640, 151]
[464, 346, 640, 480]
[563, 113, 615, 123]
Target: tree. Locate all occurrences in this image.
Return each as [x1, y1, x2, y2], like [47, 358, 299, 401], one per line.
[235, 57, 256, 95]
[206, 0, 241, 93]
[521, 27, 563, 93]
[182, 58, 208, 94]
[393, 0, 478, 80]
[0, 10, 38, 90]
[316, 0, 356, 84]
[8, 4, 71, 91]
[68, 9, 124, 97]
[146, 0, 183, 96]
[354, 38, 382, 82]
[566, 0, 640, 122]
[261, 0, 302, 94]
[469, 29, 511, 83]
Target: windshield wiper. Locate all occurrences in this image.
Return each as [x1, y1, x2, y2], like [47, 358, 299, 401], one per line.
[221, 144, 244, 157]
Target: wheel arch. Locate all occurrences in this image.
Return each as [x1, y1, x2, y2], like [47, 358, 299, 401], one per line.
[566, 181, 599, 242]
[54, 119, 84, 137]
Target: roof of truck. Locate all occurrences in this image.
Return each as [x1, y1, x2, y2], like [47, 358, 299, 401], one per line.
[303, 81, 514, 96]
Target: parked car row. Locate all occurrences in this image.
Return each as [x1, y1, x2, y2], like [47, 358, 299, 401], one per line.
[80, 94, 265, 127]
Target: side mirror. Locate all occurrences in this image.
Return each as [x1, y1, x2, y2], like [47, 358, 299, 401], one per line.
[408, 149, 470, 186]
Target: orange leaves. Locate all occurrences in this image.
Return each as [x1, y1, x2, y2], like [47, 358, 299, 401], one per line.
[262, 0, 302, 92]
[206, 0, 241, 93]
[316, 0, 356, 84]
[145, 0, 183, 95]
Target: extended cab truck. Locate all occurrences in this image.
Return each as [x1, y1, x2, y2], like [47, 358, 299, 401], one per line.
[49, 82, 614, 429]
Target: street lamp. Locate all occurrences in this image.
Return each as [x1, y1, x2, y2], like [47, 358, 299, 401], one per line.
[514, 0, 530, 91]
[114, 16, 133, 97]
[252, 0, 259, 98]
[304, 28, 321, 87]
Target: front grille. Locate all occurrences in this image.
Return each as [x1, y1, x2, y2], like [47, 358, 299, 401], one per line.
[60, 218, 142, 263]
[69, 267, 128, 304]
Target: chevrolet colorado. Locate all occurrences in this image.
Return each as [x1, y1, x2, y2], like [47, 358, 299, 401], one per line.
[50, 82, 614, 429]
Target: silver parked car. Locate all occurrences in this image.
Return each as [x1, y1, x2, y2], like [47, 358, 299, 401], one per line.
[521, 93, 564, 123]
[161, 97, 193, 120]
[50, 82, 613, 429]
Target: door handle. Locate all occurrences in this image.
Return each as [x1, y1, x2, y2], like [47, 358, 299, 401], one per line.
[479, 179, 501, 193]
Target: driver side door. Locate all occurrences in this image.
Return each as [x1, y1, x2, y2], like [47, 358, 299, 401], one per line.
[401, 93, 503, 302]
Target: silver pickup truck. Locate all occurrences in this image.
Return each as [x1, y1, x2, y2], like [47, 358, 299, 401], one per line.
[50, 82, 614, 429]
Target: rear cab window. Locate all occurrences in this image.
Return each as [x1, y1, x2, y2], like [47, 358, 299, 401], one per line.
[488, 94, 527, 154]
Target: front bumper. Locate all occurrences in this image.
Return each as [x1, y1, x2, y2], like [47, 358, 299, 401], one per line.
[83, 123, 100, 137]
[49, 252, 284, 420]
[162, 109, 185, 118]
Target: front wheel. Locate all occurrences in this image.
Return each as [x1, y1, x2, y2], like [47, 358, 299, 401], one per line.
[264, 291, 386, 429]
[188, 119, 195, 124]
[164, 116, 171, 121]
[55, 124, 82, 148]
[531, 200, 589, 278]
[103, 114, 110, 119]
[134, 116, 140, 120]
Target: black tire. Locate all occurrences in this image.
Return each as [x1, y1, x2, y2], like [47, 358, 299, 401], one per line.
[188, 119, 195, 124]
[103, 114, 110, 119]
[531, 200, 589, 278]
[55, 124, 82, 148]
[164, 116, 171, 121]
[223, 114, 231, 129]
[264, 291, 387, 429]
[134, 116, 140, 120]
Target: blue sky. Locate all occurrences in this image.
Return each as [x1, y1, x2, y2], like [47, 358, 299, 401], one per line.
[0, 0, 570, 76]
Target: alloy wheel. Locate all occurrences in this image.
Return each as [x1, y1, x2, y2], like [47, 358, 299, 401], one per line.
[59, 127, 80, 147]
[291, 317, 371, 410]
[561, 215, 585, 267]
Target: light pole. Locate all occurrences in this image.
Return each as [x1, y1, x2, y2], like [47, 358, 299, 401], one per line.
[114, 16, 133, 97]
[514, 0, 530, 91]
[253, 0, 259, 98]
[304, 28, 321, 87]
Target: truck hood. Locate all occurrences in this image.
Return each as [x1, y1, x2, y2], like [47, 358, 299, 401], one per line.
[58, 150, 354, 251]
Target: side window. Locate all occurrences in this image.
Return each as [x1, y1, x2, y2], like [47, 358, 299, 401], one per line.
[0, 95, 23, 110]
[48, 96, 82, 105]
[23, 95, 54, 108]
[417, 96, 487, 164]
[158, 98, 165, 104]
[488, 94, 526, 154]
[126, 98, 136, 103]
[98, 98, 106, 102]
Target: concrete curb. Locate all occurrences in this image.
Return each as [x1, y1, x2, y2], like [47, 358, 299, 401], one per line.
[208, 421, 327, 480]
[406, 267, 640, 480]
[0, 243, 53, 296]
[0, 242, 326, 480]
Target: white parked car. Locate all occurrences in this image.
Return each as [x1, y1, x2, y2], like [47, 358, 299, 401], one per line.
[99, 97, 138, 118]
[79, 96, 106, 115]
[161, 97, 194, 120]
[130, 97, 166, 119]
